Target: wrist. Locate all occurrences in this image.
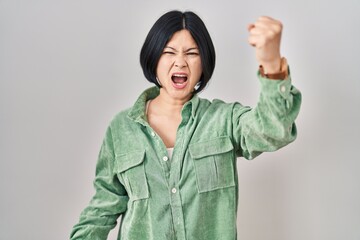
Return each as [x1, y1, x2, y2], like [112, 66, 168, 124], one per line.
[260, 57, 282, 74]
[259, 57, 288, 80]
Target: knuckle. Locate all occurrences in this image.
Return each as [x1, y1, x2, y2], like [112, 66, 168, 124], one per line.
[273, 25, 281, 33]
[267, 30, 276, 38]
[259, 36, 266, 45]
[278, 21, 283, 29]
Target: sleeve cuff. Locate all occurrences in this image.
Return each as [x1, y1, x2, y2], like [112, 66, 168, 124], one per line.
[258, 67, 292, 99]
[259, 57, 289, 80]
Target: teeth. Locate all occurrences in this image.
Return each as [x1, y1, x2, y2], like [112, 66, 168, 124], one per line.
[173, 74, 187, 77]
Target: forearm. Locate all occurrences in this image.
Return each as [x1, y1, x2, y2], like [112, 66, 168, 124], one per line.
[233, 69, 301, 159]
[70, 127, 129, 239]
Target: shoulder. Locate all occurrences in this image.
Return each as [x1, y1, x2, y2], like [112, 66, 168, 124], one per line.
[106, 107, 138, 137]
[196, 97, 251, 127]
[198, 97, 243, 114]
[110, 108, 132, 125]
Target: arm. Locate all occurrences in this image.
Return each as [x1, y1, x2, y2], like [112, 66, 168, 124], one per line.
[232, 71, 301, 159]
[70, 126, 129, 239]
[232, 16, 301, 159]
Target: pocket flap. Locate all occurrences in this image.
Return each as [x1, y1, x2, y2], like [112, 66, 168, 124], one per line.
[115, 150, 145, 173]
[189, 136, 233, 159]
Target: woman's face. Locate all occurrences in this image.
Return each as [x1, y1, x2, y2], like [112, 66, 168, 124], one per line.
[156, 29, 203, 102]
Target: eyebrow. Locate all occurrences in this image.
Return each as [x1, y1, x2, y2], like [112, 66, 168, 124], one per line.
[164, 46, 199, 52]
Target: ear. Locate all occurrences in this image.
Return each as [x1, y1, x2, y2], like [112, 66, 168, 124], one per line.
[156, 76, 162, 87]
[194, 81, 201, 91]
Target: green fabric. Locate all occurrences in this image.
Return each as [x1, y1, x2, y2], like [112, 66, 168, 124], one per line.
[70, 72, 301, 240]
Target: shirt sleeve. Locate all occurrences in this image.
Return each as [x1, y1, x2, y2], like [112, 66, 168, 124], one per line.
[232, 69, 302, 160]
[70, 126, 129, 240]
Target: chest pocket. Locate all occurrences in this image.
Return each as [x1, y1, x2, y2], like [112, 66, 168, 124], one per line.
[189, 136, 235, 193]
[114, 150, 149, 201]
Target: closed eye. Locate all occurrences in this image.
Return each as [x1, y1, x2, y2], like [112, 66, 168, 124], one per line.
[163, 51, 175, 55]
[186, 52, 199, 55]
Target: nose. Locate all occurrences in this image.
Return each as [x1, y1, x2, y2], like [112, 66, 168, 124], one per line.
[174, 55, 187, 69]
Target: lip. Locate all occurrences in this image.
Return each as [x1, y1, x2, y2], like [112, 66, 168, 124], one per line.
[171, 72, 188, 90]
[171, 80, 188, 89]
[171, 72, 188, 77]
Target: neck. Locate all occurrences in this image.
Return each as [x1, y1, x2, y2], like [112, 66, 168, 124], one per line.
[150, 89, 192, 116]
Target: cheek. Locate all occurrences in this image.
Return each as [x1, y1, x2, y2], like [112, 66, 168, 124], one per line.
[193, 59, 203, 77]
[156, 58, 172, 76]
[155, 61, 165, 77]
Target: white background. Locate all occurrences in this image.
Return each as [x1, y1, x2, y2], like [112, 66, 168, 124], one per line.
[1, 0, 359, 239]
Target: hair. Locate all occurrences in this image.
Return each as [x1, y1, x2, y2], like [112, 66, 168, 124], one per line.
[140, 10, 216, 93]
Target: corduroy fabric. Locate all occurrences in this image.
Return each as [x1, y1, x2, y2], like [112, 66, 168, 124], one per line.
[70, 71, 301, 240]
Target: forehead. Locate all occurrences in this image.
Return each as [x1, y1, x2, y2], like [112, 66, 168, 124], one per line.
[166, 29, 198, 48]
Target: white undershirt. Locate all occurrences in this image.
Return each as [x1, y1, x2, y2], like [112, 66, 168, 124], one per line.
[167, 148, 174, 160]
[146, 100, 173, 160]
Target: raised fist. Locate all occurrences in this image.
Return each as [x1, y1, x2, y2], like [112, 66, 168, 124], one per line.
[248, 16, 283, 74]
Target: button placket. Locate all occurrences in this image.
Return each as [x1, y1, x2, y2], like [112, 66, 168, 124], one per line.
[280, 85, 286, 93]
[278, 81, 291, 100]
[166, 108, 190, 240]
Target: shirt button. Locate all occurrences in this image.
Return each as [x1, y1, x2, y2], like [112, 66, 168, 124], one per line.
[163, 156, 168, 161]
[171, 188, 177, 193]
[151, 132, 156, 137]
[280, 85, 286, 93]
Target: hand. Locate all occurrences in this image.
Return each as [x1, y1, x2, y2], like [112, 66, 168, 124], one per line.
[248, 16, 283, 74]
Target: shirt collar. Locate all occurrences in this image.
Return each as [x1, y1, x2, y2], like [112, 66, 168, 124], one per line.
[127, 86, 200, 123]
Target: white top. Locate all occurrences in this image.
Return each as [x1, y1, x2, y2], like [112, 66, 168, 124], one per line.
[167, 148, 174, 160]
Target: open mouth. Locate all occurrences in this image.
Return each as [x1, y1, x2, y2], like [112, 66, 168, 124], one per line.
[171, 73, 188, 88]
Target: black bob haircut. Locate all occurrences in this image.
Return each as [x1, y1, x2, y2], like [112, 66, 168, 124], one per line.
[140, 10, 216, 93]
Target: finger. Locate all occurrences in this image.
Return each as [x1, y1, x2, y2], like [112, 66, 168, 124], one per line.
[252, 22, 282, 39]
[250, 20, 275, 36]
[249, 17, 275, 30]
[248, 20, 276, 32]
[254, 18, 283, 32]
[248, 37, 256, 47]
[247, 23, 255, 32]
[254, 21, 274, 30]
[257, 16, 280, 24]
[249, 26, 264, 35]
[248, 35, 265, 48]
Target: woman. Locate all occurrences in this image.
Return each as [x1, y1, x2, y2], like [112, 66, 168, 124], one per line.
[70, 10, 301, 240]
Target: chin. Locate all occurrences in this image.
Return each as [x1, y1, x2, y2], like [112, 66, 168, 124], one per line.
[168, 88, 193, 100]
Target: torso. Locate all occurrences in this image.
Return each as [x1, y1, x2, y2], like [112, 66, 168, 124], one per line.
[146, 100, 182, 148]
[147, 112, 181, 148]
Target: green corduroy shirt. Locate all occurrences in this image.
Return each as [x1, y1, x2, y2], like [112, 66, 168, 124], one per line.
[70, 72, 301, 240]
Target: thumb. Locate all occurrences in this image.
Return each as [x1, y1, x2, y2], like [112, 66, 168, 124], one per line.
[247, 23, 255, 32]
